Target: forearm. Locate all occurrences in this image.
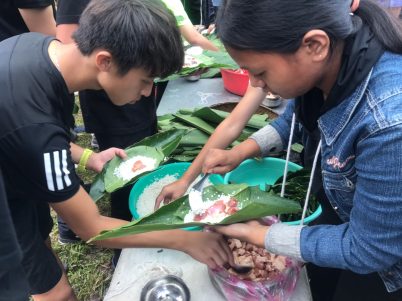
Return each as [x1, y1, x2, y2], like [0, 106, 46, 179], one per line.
[70, 143, 86, 164]
[180, 25, 219, 51]
[250, 100, 298, 156]
[231, 138, 262, 162]
[52, 187, 189, 251]
[92, 217, 188, 250]
[265, 223, 304, 261]
[182, 86, 266, 183]
[181, 120, 250, 183]
[19, 6, 56, 36]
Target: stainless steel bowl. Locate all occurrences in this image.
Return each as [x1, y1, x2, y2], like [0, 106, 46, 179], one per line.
[184, 74, 201, 82]
[140, 275, 191, 301]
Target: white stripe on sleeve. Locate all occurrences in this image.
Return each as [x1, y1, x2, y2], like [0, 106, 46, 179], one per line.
[43, 153, 55, 191]
[53, 151, 64, 190]
[61, 149, 72, 187]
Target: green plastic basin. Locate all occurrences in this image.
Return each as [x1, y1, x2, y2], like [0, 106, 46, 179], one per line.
[223, 157, 322, 225]
[129, 162, 224, 231]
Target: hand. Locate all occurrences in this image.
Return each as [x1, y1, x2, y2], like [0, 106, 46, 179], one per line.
[86, 148, 127, 173]
[181, 231, 234, 270]
[214, 221, 269, 248]
[202, 148, 242, 175]
[207, 24, 215, 34]
[154, 178, 190, 210]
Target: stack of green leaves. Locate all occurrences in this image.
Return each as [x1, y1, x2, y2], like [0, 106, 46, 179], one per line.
[89, 184, 301, 241]
[158, 34, 238, 81]
[158, 107, 272, 162]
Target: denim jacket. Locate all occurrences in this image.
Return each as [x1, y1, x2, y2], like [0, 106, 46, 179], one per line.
[252, 52, 402, 292]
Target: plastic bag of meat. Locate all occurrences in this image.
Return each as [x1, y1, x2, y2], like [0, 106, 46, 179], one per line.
[208, 217, 302, 301]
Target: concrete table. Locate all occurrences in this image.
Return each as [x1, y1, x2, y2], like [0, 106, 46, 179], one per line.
[104, 78, 309, 301]
[156, 78, 288, 116]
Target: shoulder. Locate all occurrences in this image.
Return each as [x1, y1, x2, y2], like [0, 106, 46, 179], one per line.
[364, 52, 402, 130]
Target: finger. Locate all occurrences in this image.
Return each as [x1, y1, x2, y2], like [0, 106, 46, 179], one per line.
[212, 244, 229, 267]
[162, 197, 171, 206]
[213, 225, 227, 235]
[154, 194, 164, 210]
[210, 166, 230, 175]
[219, 238, 234, 266]
[206, 258, 217, 270]
[247, 220, 262, 226]
[114, 148, 127, 159]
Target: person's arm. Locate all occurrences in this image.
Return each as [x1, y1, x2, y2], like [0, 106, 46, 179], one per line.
[155, 86, 266, 208]
[179, 24, 218, 51]
[70, 142, 126, 173]
[51, 186, 233, 269]
[18, 6, 56, 36]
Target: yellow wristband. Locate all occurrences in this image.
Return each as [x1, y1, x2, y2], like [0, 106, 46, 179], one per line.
[77, 149, 93, 172]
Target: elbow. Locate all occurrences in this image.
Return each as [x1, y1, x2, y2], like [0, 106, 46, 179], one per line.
[345, 245, 397, 274]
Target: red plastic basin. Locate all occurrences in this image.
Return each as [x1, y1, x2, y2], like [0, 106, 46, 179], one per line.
[220, 68, 249, 96]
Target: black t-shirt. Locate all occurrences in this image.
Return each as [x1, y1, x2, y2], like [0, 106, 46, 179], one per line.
[56, 0, 89, 25]
[0, 169, 22, 270]
[0, 33, 80, 204]
[57, 0, 157, 135]
[0, 0, 55, 42]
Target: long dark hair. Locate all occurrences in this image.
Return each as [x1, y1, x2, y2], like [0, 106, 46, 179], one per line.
[216, 0, 402, 54]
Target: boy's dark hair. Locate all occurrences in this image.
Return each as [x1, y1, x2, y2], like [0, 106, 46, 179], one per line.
[216, 0, 402, 55]
[73, 0, 184, 77]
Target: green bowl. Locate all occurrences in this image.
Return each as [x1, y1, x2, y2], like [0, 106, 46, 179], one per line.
[223, 157, 322, 225]
[129, 162, 224, 231]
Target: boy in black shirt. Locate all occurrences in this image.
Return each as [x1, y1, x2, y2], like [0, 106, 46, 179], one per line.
[0, 0, 232, 300]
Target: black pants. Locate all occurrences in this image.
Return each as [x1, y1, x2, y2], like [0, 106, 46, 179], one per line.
[181, 0, 201, 24]
[307, 193, 402, 301]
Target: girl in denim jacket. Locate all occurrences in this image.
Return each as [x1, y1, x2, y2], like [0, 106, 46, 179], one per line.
[207, 0, 402, 300]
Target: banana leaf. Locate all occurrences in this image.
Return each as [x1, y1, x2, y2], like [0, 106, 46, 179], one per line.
[89, 184, 301, 241]
[127, 129, 186, 157]
[156, 34, 238, 82]
[179, 128, 210, 146]
[271, 169, 319, 222]
[90, 129, 186, 198]
[200, 68, 221, 78]
[171, 154, 196, 162]
[192, 107, 269, 130]
[173, 113, 216, 135]
[104, 146, 165, 193]
[89, 172, 106, 202]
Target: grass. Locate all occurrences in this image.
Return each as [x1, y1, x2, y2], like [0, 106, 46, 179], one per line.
[49, 103, 114, 301]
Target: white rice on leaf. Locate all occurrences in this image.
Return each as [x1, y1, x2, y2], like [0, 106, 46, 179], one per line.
[113, 156, 157, 181]
[136, 174, 212, 218]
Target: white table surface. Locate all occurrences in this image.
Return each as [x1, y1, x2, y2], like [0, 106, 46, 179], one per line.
[104, 247, 312, 301]
[105, 78, 307, 301]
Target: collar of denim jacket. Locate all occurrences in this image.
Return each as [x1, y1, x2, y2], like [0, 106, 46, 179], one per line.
[317, 68, 372, 146]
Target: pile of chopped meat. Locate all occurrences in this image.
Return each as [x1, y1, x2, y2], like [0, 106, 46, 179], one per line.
[227, 238, 288, 281]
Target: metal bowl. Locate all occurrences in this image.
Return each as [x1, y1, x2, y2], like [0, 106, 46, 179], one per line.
[140, 275, 191, 301]
[184, 74, 201, 82]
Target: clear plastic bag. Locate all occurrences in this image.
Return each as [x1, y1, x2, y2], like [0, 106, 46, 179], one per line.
[209, 258, 301, 301]
[209, 217, 302, 301]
